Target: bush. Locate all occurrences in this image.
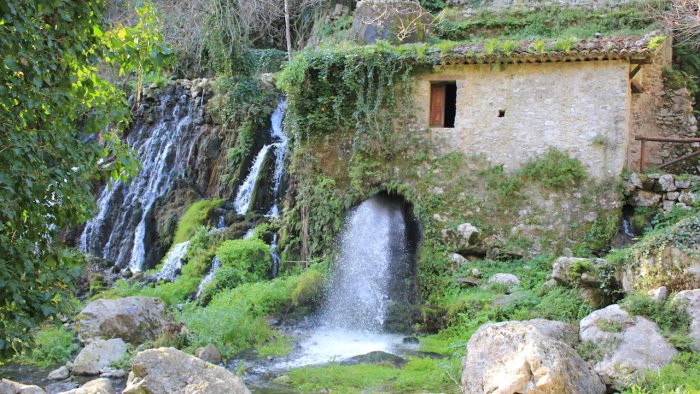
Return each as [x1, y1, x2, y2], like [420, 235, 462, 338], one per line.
[200, 240, 272, 300]
[620, 293, 691, 349]
[14, 326, 78, 367]
[519, 149, 587, 189]
[623, 352, 700, 394]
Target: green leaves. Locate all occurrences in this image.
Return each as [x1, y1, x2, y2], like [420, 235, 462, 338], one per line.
[0, 0, 166, 358]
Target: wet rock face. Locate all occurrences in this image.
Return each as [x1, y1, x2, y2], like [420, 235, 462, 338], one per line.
[462, 319, 605, 394]
[123, 348, 250, 394]
[76, 297, 172, 345]
[579, 304, 677, 390]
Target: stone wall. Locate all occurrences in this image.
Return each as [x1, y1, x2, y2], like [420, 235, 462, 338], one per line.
[627, 37, 699, 172]
[410, 61, 630, 179]
[625, 172, 699, 212]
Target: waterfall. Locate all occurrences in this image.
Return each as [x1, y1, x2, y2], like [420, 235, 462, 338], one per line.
[155, 241, 189, 281]
[270, 233, 280, 278]
[195, 256, 222, 299]
[267, 100, 288, 218]
[233, 144, 273, 215]
[233, 99, 287, 216]
[275, 194, 416, 368]
[320, 195, 407, 331]
[80, 84, 203, 271]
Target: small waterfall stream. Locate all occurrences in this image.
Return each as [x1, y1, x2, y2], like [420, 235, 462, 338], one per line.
[155, 241, 189, 281]
[195, 256, 222, 299]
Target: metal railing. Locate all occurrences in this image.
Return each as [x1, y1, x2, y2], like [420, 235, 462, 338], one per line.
[636, 136, 700, 172]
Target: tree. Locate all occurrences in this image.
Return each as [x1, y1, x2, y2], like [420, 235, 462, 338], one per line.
[0, 0, 169, 357]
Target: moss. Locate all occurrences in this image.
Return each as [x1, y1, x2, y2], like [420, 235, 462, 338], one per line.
[173, 199, 223, 244]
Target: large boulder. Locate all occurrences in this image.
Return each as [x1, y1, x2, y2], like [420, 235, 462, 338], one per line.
[195, 343, 222, 365]
[551, 257, 620, 307]
[122, 347, 250, 394]
[579, 305, 677, 389]
[673, 289, 700, 352]
[0, 379, 46, 394]
[462, 319, 605, 394]
[56, 378, 115, 394]
[349, 0, 432, 44]
[70, 339, 127, 376]
[76, 297, 171, 344]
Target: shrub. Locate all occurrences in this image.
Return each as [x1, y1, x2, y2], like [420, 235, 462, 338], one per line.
[620, 293, 691, 349]
[202, 240, 272, 298]
[519, 149, 587, 189]
[14, 326, 78, 367]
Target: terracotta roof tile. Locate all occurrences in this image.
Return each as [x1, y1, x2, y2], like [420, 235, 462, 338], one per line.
[441, 32, 664, 65]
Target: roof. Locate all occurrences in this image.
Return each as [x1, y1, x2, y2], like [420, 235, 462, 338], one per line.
[441, 32, 664, 65]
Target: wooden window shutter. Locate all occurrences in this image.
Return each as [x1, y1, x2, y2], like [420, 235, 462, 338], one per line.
[430, 84, 446, 127]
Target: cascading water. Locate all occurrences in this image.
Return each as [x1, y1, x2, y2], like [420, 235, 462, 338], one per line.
[233, 99, 287, 216]
[195, 256, 222, 299]
[274, 194, 417, 368]
[266, 100, 288, 218]
[80, 85, 204, 271]
[155, 241, 189, 281]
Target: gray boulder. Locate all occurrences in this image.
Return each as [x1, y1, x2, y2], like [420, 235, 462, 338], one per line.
[195, 343, 222, 365]
[579, 305, 677, 389]
[551, 256, 619, 307]
[48, 366, 70, 381]
[122, 347, 250, 394]
[656, 174, 677, 192]
[629, 190, 661, 207]
[76, 297, 171, 344]
[0, 379, 46, 394]
[487, 273, 520, 291]
[70, 339, 127, 376]
[674, 289, 700, 352]
[462, 319, 604, 394]
[56, 378, 115, 394]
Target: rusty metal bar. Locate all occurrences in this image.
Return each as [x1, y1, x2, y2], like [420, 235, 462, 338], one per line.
[658, 149, 700, 169]
[635, 136, 700, 143]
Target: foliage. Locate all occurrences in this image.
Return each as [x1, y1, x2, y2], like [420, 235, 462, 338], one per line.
[13, 326, 78, 368]
[180, 269, 323, 357]
[623, 352, 700, 394]
[199, 240, 272, 300]
[0, 0, 168, 356]
[278, 42, 439, 147]
[172, 199, 223, 244]
[519, 149, 588, 190]
[435, 4, 656, 42]
[663, 66, 699, 96]
[286, 357, 458, 393]
[620, 293, 692, 349]
[256, 332, 293, 357]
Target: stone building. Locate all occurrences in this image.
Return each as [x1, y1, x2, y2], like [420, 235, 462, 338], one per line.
[409, 34, 693, 179]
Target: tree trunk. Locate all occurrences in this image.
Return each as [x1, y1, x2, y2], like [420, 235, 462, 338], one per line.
[284, 0, 293, 60]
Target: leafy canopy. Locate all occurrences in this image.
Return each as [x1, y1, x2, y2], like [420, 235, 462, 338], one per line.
[0, 0, 169, 357]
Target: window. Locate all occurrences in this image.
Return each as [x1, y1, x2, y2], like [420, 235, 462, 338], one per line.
[429, 82, 457, 128]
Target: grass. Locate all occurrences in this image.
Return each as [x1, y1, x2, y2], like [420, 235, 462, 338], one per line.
[13, 325, 78, 368]
[519, 148, 587, 190]
[256, 332, 293, 357]
[623, 352, 700, 394]
[286, 357, 459, 393]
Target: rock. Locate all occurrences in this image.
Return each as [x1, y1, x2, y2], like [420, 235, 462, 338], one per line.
[676, 179, 692, 189]
[46, 382, 79, 393]
[402, 336, 420, 344]
[456, 277, 480, 287]
[579, 305, 677, 389]
[48, 366, 70, 380]
[195, 343, 222, 365]
[448, 253, 467, 270]
[70, 339, 127, 376]
[99, 369, 127, 379]
[629, 190, 661, 207]
[662, 200, 675, 212]
[656, 174, 677, 192]
[57, 378, 115, 394]
[344, 351, 407, 367]
[648, 286, 668, 302]
[487, 273, 520, 287]
[0, 379, 46, 394]
[628, 172, 643, 189]
[470, 268, 481, 278]
[551, 256, 619, 306]
[441, 223, 483, 255]
[679, 190, 697, 206]
[76, 297, 171, 344]
[122, 347, 250, 394]
[674, 290, 700, 352]
[666, 192, 680, 201]
[462, 320, 604, 394]
[349, 0, 432, 44]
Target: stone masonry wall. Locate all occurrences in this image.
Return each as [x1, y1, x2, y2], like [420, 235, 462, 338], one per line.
[410, 61, 630, 179]
[625, 172, 699, 212]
